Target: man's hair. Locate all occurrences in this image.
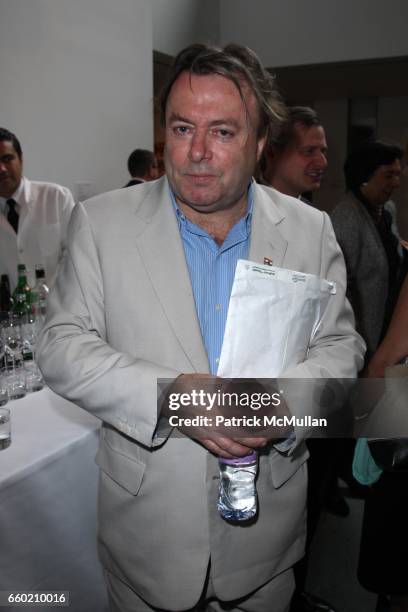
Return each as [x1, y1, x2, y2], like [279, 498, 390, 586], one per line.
[274, 106, 322, 152]
[127, 149, 156, 178]
[0, 127, 23, 159]
[160, 43, 287, 145]
[344, 140, 403, 194]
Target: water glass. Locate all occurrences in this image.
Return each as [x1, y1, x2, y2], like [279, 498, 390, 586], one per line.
[0, 407, 11, 450]
[24, 360, 44, 393]
[2, 315, 23, 365]
[0, 369, 8, 406]
[3, 365, 26, 400]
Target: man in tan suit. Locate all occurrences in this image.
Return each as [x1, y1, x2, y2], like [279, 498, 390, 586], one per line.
[38, 44, 364, 612]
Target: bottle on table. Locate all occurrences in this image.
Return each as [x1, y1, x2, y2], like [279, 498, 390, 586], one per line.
[11, 293, 31, 318]
[217, 451, 258, 521]
[12, 264, 32, 314]
[0, 274, 12, 321]
[31, 265, 49, 321]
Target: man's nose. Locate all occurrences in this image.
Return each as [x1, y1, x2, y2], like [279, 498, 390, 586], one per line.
[316, 151, 328, 169]
[0, 162, 7, 173]
[189, 131, 211, 163]
[392, 174, 401, 188]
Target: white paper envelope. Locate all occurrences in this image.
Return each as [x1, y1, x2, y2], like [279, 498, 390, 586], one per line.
[217, 259, 336, 378]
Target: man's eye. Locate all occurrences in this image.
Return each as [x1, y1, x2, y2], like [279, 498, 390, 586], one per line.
[173, 126, 191, 135]
[214, 129, 233, 139]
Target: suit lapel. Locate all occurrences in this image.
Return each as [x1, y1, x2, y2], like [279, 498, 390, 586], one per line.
[249, 184, 288, 267]
[135, 179, 209, 373]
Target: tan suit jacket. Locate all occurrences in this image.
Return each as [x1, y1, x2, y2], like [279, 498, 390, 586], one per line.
[38, 177, 364, 609]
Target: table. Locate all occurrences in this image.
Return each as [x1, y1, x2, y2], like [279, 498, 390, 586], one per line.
[0, 388, 109, 611]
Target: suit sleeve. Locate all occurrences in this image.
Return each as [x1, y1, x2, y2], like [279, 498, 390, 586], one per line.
[37, 202, 180, 448]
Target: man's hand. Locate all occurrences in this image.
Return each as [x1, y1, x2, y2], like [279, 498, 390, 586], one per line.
[162, 374, 291, 458]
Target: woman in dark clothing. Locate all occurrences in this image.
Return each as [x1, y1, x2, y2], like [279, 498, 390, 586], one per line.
[331, 140, 404, 360]
[332, 141, 406, 612]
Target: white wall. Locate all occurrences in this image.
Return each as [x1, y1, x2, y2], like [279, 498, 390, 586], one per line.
[0, 0, 153, 198]
[220, 0, 408, 67]
[152, 0, 220, 57]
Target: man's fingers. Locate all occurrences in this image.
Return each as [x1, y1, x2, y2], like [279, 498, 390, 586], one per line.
[200, 436, 255, 458]
[199, 439, 237, 459]
[233, 436, 268, 448]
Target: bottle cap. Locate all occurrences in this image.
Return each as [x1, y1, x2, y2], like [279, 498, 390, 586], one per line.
[219, 451, 258, 466]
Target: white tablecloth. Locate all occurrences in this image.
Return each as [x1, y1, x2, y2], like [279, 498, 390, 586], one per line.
[0, 387, 109, 611]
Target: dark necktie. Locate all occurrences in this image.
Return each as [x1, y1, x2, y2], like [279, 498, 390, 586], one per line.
[7, 198, 19, 233]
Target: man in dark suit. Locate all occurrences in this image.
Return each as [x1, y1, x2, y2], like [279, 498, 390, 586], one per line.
[124, 148, 159, 187]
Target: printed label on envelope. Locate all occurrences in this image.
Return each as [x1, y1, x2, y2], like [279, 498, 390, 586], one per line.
[217, 259, 336, 378]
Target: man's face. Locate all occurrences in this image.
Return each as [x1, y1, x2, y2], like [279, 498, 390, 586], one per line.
[148, 159, 159, 180]
[0, 140, 23, 198]
[267, 123, 328, 197]
[362, 159, 401, 207]
[164, 72, 265, 214]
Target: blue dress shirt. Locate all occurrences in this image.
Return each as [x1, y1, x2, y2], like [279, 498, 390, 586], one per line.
[171, 185, 254, 375]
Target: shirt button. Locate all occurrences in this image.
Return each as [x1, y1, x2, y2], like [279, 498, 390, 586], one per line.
[215, 358, 220, 364]
[19, 249, 24, 254]
[215, 304, 221, 311]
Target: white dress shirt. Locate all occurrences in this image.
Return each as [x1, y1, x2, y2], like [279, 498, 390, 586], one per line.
[0, 177, 76, 290]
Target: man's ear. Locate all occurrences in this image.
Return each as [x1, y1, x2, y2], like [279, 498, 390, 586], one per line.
[256, 136, 267, 162]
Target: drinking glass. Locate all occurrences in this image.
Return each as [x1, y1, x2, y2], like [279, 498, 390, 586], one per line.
[0, 366, 8, 406]
[2, 315, 23, 366]
[24, 360, 44, 393]
[1, 316, 26, 400]
[0, 407, 11, 450]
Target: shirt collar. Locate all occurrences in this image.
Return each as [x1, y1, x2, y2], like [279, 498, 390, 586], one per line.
[170, 180, 255, 231]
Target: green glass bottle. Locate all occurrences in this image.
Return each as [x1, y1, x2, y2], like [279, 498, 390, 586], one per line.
[11, 293, 31, 317]
[12, 264, 32, 312]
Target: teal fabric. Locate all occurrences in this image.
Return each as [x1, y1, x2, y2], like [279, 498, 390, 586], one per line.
[352, 438, 383, 486]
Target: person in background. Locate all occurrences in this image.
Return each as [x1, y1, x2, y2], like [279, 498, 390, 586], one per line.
[38, 43, 364, 612]
[358, 274, 408, 612]
[124, 148, 159, 187]
[331, 140, 404, 360]
[0, 127, 76, 290]
[331, 141, 405, 612]
[366, 275, 408, 378]
[263, 107, 338, 612]
[262, 106, 327, 200]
